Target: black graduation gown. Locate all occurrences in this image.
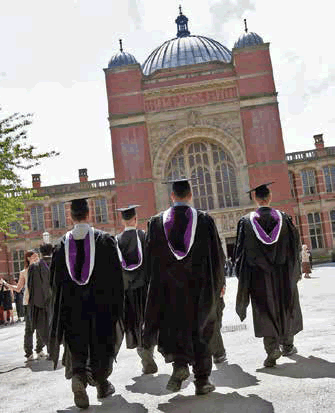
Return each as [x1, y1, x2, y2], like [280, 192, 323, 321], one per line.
[116, 229, 147, 348]
[234, 208, 303, 338]
[143, 207, 225, 364]
[49, 229, 124, 372]
[27, 258, 51, 346]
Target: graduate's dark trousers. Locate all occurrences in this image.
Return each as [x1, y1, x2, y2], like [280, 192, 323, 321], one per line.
[24, 306, 44, 357]
[174, 336, 212, 382]
[209, 298, 226, 359]
[263, 335, 294, 354]
[64, 323, 113, 385]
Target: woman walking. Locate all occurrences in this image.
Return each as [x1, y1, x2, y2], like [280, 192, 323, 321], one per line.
[302, 245, 312, 279]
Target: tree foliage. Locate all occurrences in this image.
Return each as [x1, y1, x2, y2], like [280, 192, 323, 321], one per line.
[0, 109, 59, 234]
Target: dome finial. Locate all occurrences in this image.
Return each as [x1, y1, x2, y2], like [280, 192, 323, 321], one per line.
[244, 18, 248, 33]
[175, 6, 190, 38]
[119, 39, 123, 53]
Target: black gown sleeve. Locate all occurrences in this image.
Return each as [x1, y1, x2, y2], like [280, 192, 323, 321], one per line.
[284, 213, 302, 282]
[233, 217, 245, 279]
[234, 217, 250, 322]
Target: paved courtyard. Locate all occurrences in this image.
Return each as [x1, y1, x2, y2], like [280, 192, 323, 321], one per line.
[0, 264, 334, 413]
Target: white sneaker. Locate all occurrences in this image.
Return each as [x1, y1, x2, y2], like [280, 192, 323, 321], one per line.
[36, 351, 46, 360]
[25, 354, 34, 362]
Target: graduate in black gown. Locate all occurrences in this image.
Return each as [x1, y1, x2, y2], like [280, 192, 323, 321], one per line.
[234, 183, 303, 367]
[49, 198, 124, 409]
[143, 179, 225, 395]
[116, 205, 157, 374]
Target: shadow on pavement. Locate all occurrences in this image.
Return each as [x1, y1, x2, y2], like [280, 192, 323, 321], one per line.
[57, 394, 148, 413]
[211, 362, 260, 389]
[126, 373, 191, 395]
[158, 391, 274, 413]
[257, 355, 335, 378]
[27, 359, 63, 372]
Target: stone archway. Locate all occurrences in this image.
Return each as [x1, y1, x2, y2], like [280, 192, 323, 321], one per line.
[152, 125, 248, 211]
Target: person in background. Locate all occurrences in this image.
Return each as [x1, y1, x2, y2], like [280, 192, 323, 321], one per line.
[225, 257, 233, 277]
[0, 282, 14, 325]
[27, 243, 53, 358]
[116, 205, 157, 374]
[307, 247, 313, 270]
[2, 250, 41, 359]
[14, 285, 24, 322]
[302, 245, 312, 279]
[234, 182, 303, 368]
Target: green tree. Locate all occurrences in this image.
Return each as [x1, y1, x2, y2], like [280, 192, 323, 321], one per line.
[0, 109, 59, 234]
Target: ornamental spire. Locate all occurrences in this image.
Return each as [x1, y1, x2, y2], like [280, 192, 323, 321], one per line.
[175, 5, 190, 38]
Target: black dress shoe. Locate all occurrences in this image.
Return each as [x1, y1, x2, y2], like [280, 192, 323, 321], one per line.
[282, 345, 298, 357]
[195, 379, 216, 395]
[72, 375, 89, 409]
[166, 365, 190, 392]
[137, 347, 158, 374]
[263, 349, 282, 367]
[213, 354, 227, 364]
[97, 380, 115, 399]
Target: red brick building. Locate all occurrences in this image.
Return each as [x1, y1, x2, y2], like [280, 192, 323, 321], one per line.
[1, 10, 335, 281]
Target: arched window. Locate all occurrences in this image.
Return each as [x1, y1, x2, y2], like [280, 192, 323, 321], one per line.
[307, 212, 323, 249]
[165, 141, 239, 210]
[301, 169, 317, 195]
[323, 165, 335, 193]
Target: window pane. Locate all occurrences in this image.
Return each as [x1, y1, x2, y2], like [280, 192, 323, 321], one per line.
[166, 141, 238, 210]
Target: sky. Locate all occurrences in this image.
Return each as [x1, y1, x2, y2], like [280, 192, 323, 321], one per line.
[1, 0, 334, 187]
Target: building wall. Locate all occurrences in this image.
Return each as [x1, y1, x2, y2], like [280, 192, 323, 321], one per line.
[288, 146, 335, 258]
[0, 176, 117, 280]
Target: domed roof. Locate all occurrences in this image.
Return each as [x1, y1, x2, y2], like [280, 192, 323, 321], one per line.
[234, 19, 264, 49]
[108, 40, 138, 69]
[142, 8, 231, 76]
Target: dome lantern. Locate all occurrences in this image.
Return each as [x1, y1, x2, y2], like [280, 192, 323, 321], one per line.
[175, 5, 191, 38]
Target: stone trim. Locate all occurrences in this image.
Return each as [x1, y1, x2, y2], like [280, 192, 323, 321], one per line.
[143, 78, 237, 98]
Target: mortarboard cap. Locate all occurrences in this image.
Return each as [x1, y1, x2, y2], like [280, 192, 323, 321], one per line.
[116, 205, 140, 221]
[162, 177, 197, 194]
[66, 196, 95, 213]
[247, 182, 274, 200]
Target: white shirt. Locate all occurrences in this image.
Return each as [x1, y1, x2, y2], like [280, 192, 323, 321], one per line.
[72, 223, 90, 240]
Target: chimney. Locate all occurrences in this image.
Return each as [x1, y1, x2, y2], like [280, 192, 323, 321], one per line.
[79, 168, 88, 182]
[314, 134, 324, 150]
[32, 174, 41, 189]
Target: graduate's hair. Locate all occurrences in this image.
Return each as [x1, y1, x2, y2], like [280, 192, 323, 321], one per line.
[172, 181, 191, 199]
[24, 250, 36, 269]
[39, 243, 53, 257]
[255, 185, 270, 200]
[71, 201, 89, 222]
